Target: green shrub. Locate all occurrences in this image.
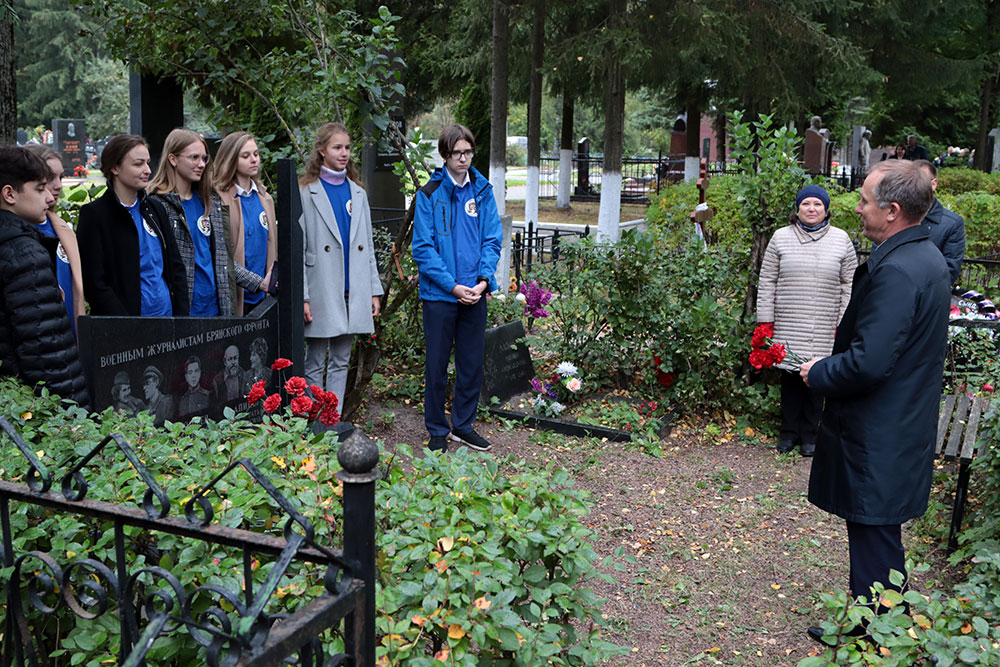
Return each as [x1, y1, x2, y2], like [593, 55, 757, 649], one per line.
[376, 446, 628, 665]
[529, 229, 768, 414]
[0, 378, 624, 665]
[946, 192, 1000, 257]
[936, 168, 994, 196]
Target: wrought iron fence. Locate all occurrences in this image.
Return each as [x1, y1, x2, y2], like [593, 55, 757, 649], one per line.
[512, 222, 591, 285]
[537, 154, 684, 204]
[0, 416, 378, 666]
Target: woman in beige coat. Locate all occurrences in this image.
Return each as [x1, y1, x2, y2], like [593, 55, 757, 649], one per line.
[757, 185, 857, 457]
[213, 132, 278, 316]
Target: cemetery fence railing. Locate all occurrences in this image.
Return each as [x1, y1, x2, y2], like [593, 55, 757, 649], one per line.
[0, 416, 379, 667]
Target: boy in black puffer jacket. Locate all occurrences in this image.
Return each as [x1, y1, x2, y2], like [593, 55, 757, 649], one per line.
[0, 146, 90, 408]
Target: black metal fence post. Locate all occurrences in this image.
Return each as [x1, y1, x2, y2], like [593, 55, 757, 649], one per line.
[277, 159, 305, 376]
[526, 222, 534, 273]
[513, 232, 523, 286]
[337, 431, 381, 667]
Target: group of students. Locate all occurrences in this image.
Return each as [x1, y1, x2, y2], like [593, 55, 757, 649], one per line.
[2, 122, 504, 451]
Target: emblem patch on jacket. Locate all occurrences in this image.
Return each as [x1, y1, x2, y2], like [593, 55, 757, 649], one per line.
[56, 242, 68, 263]
[197, 215, 211, 236]
[259, 211, 269, 229]
[346, 200, 353, 216]
[142, 220, 158, 237]
[464, 199, 478, 217]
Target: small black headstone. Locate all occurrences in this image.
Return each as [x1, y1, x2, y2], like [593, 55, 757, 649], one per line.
[482, 321, 534, 402]
[16, 129, 28, 145]
[52, 119, 87, 176]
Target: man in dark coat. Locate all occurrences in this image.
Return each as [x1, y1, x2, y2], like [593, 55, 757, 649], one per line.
[800, 160, 950, 636]
[903, 135, 928, 161]
[0, 146, 90, 408]
[915, 160, 965, 284]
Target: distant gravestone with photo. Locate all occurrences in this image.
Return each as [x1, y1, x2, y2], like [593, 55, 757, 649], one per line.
[481, 320, 534, 402]
[52, 119, 87, 176]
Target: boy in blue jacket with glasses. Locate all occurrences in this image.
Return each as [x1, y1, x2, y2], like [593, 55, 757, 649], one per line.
[412, 125, 503, 452]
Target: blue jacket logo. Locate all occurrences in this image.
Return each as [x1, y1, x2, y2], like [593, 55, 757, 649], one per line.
[464, 199, 478, 217]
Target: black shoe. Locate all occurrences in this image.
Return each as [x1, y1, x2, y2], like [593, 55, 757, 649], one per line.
[807, 624, 868, 645]
[450, 429, 492, 452]
[800, 442, 816, 457]
[427, 435, 448, 452]
[777, 439, 795, 453]
[807, 626, 831, 645]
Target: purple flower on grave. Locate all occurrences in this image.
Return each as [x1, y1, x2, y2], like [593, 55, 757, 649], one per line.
[531, 377, 544, 393]
[519, 280, 553, 319]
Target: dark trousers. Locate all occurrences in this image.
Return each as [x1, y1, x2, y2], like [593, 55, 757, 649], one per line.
[422, 298, 487, 437]
[780, 370, 823, 443]
[846, 521, 905, 603]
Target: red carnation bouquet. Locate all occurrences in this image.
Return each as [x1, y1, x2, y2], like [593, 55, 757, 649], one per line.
[748, 323, 806, 371]
[247, 358, 340, 426]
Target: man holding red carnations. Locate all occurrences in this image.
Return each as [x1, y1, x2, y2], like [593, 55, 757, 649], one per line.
[799, 161, 950, 643]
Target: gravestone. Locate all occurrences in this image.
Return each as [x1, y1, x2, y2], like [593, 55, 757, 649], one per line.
[78, 300, 280, 425]
[803, 115, 830, 176]
[16, 129, 28, 145]
[481, 320, 534, 402]
[575, 137, 593, 196]
[52, 119, 87, 176]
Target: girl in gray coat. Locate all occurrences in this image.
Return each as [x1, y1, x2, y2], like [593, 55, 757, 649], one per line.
[299, 122, 383, 406]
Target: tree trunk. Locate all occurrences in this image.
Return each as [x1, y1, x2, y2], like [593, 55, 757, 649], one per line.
[974, 71, 997, 171]
[0, 8, 15, 144]
[525, 0, 544, 225]
[713, 110, 726, 163]
[489, 0, 510, 216]
[684, 98, 701, 182]
[597, 0, 625, 242]
[556, 91, 574, 209]
[742, 228, 770, 325]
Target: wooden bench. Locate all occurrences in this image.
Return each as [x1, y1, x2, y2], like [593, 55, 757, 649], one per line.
[936, 394, 991, 552]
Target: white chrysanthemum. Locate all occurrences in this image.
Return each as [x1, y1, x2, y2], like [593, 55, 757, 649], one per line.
[556, 361, 578, 377]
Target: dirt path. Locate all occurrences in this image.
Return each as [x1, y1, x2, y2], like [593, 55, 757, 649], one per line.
[360, 401, 958, 666]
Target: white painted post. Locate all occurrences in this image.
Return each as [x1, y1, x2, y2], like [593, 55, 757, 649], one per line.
[990, 127, 1000, 173]
[683, 156, 700, 183]
[556, 148, 572, 208]
[525, 165, 539, 226]
[596, 172, 622, 243]
[490, 165, 506, 217]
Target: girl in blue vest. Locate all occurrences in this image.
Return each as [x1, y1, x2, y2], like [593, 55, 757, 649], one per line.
[148, 129, 270, 316]
[213, 132, 277, 316]
[298, 122, 383, 407]
[23, 144, 85, 336]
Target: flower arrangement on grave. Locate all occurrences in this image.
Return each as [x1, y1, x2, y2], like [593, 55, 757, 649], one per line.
[73, 165, 88, 177]
[247, 358, 340, 426]
[519, 280, 553, 320]
[748, 323, 807, 370]
[529, 361, 584, 417]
